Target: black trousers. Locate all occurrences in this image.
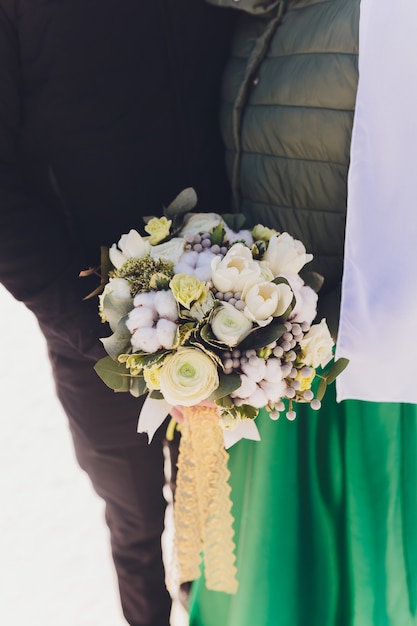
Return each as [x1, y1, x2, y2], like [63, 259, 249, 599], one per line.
[49, 350, 172, 626]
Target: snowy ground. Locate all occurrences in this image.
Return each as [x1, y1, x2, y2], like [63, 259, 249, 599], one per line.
[0, 284, 187, 626]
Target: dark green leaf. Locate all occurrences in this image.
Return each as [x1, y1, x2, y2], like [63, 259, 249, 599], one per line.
[299, 270, 325, 294]
[210, 223, 226, 246]
[221, 213, 246, 232]
[94, 356, 131, 392]
[238, 319, 286, 351]
[325, 357, 350, 385]
[207, 372, 241, 401]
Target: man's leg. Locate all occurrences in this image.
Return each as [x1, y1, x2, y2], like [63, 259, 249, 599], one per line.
[49, 351, 171, 626]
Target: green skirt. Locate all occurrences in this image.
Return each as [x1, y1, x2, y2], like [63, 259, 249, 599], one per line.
[189, 389, 417, 626]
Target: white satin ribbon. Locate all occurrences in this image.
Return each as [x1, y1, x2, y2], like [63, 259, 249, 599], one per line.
[336, 0, 417, 403]
[137, 396, 261, 447]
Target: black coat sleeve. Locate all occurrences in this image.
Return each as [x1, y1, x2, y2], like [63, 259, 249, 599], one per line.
[0, 6, 104, 360]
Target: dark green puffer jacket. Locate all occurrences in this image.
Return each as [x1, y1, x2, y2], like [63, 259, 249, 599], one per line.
[209, 0, 360, 334]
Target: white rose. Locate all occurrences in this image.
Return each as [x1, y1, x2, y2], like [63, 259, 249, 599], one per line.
[180, 212, 223, 237]
[211, 243, 262, 293]
[242, 280, 293, 326]
[210, 302, 253, 347]
[264, 232, 313, 276]
[150, 237, 185, 265]
[299, 318, 334, 369]
[159, 347, 219, 406]
[109, 229, 151, 269]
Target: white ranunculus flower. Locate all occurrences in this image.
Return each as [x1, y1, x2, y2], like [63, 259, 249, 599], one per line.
[180, 212, 223, 237]
[286, 274, 318, 325]
[242, 280, 293, 326]
[109, 229, 151, 269]
[210, 302, 253, 347]
[299, 318, 334, 369]
[150, 237, 185, 265]
[264, 232, 313, 277]
[159, 348, 219, 406]
[211, 243, 262, 293]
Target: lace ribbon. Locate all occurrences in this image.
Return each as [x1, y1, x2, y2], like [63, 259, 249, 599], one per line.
[174, 405, 238, 594]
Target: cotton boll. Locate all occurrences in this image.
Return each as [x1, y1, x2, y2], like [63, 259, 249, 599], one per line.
[131, 327, 161, 353]
[126, 306, 156, 332]
[176, 250, 199, 270]
[154, 290, 178, 321]
[246, 386, 268, 408]
[156, 318, 178, 349]
[133, 291, 157, 309]
[196, 249, 216, 268]
[173, 262, 194, 276]
[224, 225, 253, 246]
[231, 374, 258, 400]
[241, 358, 267, 383]
[263, 358, 284, 383]
[194, 265, 213, 282]
[259, 379, 287, 403]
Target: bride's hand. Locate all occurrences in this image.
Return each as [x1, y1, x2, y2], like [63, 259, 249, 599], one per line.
[170, 400, 218, 423]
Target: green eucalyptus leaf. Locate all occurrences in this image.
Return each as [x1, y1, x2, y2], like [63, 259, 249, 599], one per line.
[100, 316, 132, 360]
[325, 357, 350, 385]
[94, 356, 131, 392]
[207, 372, 241, 401]
[102, 294, 134, 332]
[165, 187, 198, 218]
[130, 375, 148, 398]
[316, 377, 328, 402]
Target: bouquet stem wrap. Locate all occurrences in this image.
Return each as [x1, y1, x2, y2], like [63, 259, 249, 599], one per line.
[174, 405, 238, 594]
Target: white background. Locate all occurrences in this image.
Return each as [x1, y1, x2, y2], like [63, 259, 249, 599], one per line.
[0, 284, 187, 626]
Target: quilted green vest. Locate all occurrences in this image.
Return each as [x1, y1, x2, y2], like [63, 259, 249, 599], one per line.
[210, 0, 360, 307]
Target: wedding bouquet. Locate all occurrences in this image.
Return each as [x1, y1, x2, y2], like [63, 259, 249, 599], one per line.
[94, 188, 346, 429]
[89, 188, 347, 593]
